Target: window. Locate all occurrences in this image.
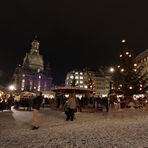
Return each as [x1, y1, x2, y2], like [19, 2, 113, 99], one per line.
[70, 75, 74, 79]
[37, 69, 40, 73]
[29, 81, 33, 90]
[21, 79, 25, 91]
[76, 80, 79, 84]
[75, 76, 79, 79]
[38, 81, 41, 91]
[84, 85, 88, 89]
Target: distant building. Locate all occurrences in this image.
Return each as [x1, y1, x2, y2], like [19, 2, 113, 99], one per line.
[135, 49, 148, 91]
[65, 70, 89, 89]
[135, 49, 148, 75]
[65, 68, 112, 97]
[12, 39, 52, 92]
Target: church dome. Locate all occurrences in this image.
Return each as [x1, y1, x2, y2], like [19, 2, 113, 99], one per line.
[23, 39, 44, 71]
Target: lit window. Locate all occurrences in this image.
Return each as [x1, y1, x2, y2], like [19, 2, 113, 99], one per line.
[75, 72, 78, 75]
[80, 81, 83, 84]
[37, 69, 40, 73]
[21, 79, 25, 91]
[22, 74, 25, 77]
[38, 81, 41, 91]
[70, 75, 74, 79]
[75, 76, 79, 79]
[38, 85, 41, 91]
[84, 85, 88, 89]
[29, 81, 32, 90]
[39, 75, 41, 79]
[80, 72, 83, 75]
[80, 76, 83, 79]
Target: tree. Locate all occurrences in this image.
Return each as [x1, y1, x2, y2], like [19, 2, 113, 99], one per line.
[112, 40, 146, 96]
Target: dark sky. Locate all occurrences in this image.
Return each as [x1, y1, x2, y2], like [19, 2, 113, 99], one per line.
[0, 1, 148, 85]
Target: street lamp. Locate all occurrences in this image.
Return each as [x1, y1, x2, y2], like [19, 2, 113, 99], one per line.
[109, 67, 115, 91]
[109, 67, 115, 73]
[8, 85, 16, 96]
[9, 85, 15, 91]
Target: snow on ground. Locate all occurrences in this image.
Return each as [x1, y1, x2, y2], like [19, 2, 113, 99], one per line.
[0, 108, 148, 148]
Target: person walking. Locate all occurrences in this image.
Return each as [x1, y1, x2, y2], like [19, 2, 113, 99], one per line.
[65, 93, 77, 121]
[32, 91, 43, 130]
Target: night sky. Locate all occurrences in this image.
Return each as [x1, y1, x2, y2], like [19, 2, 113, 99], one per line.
[0, 1, 148, 85]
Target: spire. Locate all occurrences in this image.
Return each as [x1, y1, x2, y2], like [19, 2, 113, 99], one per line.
[35, 35, 38, 40]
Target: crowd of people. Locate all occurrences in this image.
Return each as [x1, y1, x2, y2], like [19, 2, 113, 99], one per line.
[55, 94, 148, 113]
[0, 91, 148, 130]
[0, 92, 147, 113]
[0, 94, 15, 111]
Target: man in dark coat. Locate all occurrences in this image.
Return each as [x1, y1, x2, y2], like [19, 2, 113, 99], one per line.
[32, 92, 43, 130]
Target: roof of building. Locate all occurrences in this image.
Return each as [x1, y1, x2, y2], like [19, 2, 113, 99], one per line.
[135, 49, 148, 61]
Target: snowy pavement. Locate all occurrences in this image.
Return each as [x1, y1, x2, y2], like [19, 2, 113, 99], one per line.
[0, 108, 148, 148]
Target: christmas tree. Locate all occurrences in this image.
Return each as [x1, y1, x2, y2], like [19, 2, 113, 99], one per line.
[113, 40, 146, 96]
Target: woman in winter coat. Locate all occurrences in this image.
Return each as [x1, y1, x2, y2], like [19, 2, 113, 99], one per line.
[65, 93, 77, 121]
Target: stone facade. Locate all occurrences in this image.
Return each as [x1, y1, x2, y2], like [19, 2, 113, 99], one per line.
[12, 39, 52, 92]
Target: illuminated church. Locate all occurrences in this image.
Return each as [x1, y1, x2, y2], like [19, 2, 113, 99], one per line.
[12, 39, 52, 92]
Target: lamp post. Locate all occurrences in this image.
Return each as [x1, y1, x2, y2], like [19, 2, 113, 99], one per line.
[9, 85, 16, 96]
[109, 67, 115, 90]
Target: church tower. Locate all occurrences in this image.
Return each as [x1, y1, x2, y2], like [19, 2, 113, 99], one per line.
[12, 37, 52, 92]
[23, 38, 44, 72]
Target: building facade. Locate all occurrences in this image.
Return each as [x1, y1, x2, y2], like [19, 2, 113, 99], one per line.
[65, 68, 112, 97]
[12, 39, 52, 92]
[135, 49, 148, 91]
[135, 49, 148, 75]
